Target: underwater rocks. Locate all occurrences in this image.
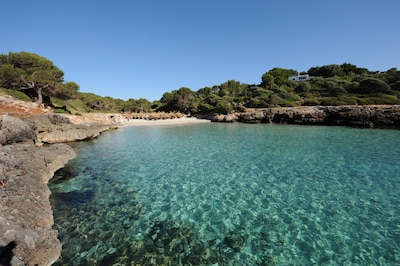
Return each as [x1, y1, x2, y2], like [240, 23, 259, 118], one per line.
[56, 189, 96, 205]
[211, 105, 400, 128]
[131, 220, 256, 265]
[0, 143, 76, 266]
[130, 226, 254, 265]
[224, 230, 247, 252]
[55, 210, 258, 265]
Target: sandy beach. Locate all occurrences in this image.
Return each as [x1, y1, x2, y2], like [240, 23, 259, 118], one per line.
[118, 116, 211, 127]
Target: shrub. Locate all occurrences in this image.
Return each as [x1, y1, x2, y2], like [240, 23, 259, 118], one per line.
[337, 95, 358, 105]
[0, 88, 31, 100]
[302, 98, 321, 106]
[320, 98, 349, 106]
[358, 94, 399, 105]
[278, 100, 298, 107]
[295, 82, 311, 93]
[358, 78, 392, 94]
[54, 108, 69, 114]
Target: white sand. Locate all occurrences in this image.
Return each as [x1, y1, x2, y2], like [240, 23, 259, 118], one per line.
[118, 117, 211, 127]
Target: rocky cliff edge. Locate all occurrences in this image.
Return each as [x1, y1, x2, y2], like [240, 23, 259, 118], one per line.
[0, 111, 114, 265]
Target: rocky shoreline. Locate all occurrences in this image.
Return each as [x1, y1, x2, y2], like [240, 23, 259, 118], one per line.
[0, 114, 115, 266]
[1, 103, 400, 265]
[211, 105, 400, 128]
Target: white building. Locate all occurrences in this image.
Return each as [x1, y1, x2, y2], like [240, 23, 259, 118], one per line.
[288, 74, 313, 81]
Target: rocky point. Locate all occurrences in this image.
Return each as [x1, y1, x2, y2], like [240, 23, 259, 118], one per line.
[0, 96, 115, 265]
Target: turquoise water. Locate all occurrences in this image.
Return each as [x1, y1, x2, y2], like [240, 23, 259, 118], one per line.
[49, 123, 400, 265]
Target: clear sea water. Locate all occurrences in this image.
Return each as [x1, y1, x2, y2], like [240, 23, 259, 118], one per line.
[49, 123, 400, 265]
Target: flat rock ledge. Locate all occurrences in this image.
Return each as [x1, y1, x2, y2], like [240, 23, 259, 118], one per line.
[211, 105, 400, 128]
[0, 114, 114, 265]
[22, 114, 117, 145]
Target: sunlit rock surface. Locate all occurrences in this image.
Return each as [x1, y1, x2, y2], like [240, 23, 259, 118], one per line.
[211, 105, 400, 128]
[22, 114, 115, 144]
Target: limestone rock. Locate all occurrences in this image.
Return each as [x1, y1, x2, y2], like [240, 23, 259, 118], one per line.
[0, 143, 76, 266]
[0, 115, 36, 145]
[22, 114, 71, 132]
[0, 112, 112, 265]
[22, 114, 114, 144]
[212, 105, 400, 128]
[210, 114, 238, 123]
[41, 124, 112, 143]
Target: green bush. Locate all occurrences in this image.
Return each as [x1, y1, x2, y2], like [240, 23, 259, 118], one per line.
[358, 78, 392, 94]
[358, 94, 399, 105]
[278, 100, 299, 107]
[302, 98, 321, 106]
[0, 88, 31, 100]
[295, 82, 311, 93]
[337, 95, 358, 105]
[54, 108, 69, 114]
[320, 98, 350, 106]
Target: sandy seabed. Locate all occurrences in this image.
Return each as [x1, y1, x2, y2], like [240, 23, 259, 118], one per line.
[118, 117, 211, 127]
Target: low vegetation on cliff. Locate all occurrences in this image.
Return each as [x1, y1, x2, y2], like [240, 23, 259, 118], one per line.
[1, 52, 399, 116]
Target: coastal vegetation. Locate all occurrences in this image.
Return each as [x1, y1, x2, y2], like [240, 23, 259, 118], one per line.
[1, 52, 399, 116]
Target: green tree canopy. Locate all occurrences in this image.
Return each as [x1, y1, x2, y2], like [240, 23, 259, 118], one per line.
[0, 52, 76, 104]
[358, 78, 392, 94]
[2, 51, 399, 113]
[261, 73, 274, 88]
[262, 68, 297, 86]
[308, 64, 345, 78]
[340, 63, 369, 76]
[135, 98, 152, 112]
[159, 87, 194, 113]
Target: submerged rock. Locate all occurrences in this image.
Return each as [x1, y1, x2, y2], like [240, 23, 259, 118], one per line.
[55, 189, 96, 205]
[224, 231, 246, 252]
[139, 220, 210, 265]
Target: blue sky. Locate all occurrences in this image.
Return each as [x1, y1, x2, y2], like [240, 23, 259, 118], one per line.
[2, 1, 399, 101]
